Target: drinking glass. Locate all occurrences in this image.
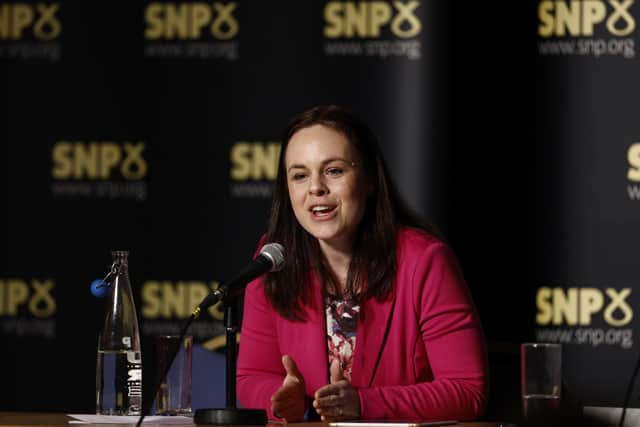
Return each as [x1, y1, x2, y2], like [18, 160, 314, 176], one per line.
[521, 342, 562, 419]
[155, 335, 192, 416]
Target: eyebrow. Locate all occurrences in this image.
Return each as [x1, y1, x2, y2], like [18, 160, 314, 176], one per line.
[286, 157, 351, 172]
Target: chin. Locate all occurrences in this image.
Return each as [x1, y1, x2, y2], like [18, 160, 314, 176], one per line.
[309, 231, 339, 242]
[304, 225, 341, 242]
[310, 228, 356, 249]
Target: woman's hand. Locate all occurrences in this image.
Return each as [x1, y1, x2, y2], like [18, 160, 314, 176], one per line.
[271, 355, 306, 422]
[313, 359, 361, 421]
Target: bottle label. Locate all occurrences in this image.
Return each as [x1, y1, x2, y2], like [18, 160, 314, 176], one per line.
[126, 351, 142, 403]
[96, 350, 142, 415]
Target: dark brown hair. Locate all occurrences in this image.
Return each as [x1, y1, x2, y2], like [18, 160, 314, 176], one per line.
[264, 105, 431, 320]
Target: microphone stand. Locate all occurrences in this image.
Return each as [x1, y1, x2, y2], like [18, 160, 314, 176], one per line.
[136, 312, 196, 427]
[135, 287, 267, 427]
[193, 302, 267, 425]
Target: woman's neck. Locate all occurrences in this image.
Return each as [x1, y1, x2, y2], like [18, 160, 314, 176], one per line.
[318, 240, 353, 290]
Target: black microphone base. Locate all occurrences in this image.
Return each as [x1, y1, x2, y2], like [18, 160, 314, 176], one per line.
[194, 408, 267, 425]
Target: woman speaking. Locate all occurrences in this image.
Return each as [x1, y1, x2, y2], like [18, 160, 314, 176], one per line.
[237, 105, 488, 422]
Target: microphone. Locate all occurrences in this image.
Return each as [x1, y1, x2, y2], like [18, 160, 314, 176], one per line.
[136, 243, 284, 427]
[195, 242, 285, 313]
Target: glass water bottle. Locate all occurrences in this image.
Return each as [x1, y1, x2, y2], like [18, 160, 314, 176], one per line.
[96, 251, 142, 415]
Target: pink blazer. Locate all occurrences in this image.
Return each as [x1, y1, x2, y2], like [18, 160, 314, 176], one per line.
[237, 228, 489, 421]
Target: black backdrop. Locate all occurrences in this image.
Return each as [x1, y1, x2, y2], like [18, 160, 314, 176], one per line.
[5, 0, 638, 420]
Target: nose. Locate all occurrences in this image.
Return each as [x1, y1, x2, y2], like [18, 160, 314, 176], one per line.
[308, 172, 328, 196]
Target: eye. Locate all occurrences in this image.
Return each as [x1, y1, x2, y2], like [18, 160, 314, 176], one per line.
[290, 172, 308, 181]
[325, 167, 344, 177]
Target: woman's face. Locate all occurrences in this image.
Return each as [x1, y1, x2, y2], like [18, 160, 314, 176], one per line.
[285, 124, 370, 253]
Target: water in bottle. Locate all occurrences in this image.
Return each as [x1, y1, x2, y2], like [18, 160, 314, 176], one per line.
[96, 251, 142, 415]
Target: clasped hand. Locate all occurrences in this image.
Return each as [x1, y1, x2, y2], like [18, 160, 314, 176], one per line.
[271, 356, 360, 422]
[313, 359, 361, 421]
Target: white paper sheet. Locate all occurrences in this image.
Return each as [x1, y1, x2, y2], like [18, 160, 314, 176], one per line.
[329, 422, 458, 427]
[68, 414, 193, 425]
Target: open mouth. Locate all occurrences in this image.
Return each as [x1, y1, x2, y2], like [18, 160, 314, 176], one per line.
[310, 205, 337, 217]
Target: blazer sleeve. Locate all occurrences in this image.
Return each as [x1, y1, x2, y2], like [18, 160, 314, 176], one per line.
[358, 242, 489, 421]
[236, 278, 284, 419]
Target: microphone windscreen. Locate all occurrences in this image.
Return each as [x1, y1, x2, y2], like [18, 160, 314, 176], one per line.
[260, 243, 285, 271]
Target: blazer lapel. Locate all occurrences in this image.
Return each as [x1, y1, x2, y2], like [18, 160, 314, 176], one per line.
[296, 271, 329, 394]
[352, 291, 396, 387]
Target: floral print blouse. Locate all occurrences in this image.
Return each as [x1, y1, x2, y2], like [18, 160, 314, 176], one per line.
[326, 297, 360, 382]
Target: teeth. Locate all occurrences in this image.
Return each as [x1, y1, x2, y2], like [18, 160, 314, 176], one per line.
[312, 206, 332, 212]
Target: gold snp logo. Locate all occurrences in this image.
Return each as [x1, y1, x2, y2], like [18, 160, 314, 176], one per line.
[538, 0, 636, 37]
[0, 3, 61, 40]
[145, 2, 238, 40]
[52, 142, 148, 181]
[628, 143, 640, 181]
[536, 287, 633, 327]
[142, 280, 223, 320]
[230, 142, 281, 181]
[0, 279, 56, 318]
[324, 1, 421, 39]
